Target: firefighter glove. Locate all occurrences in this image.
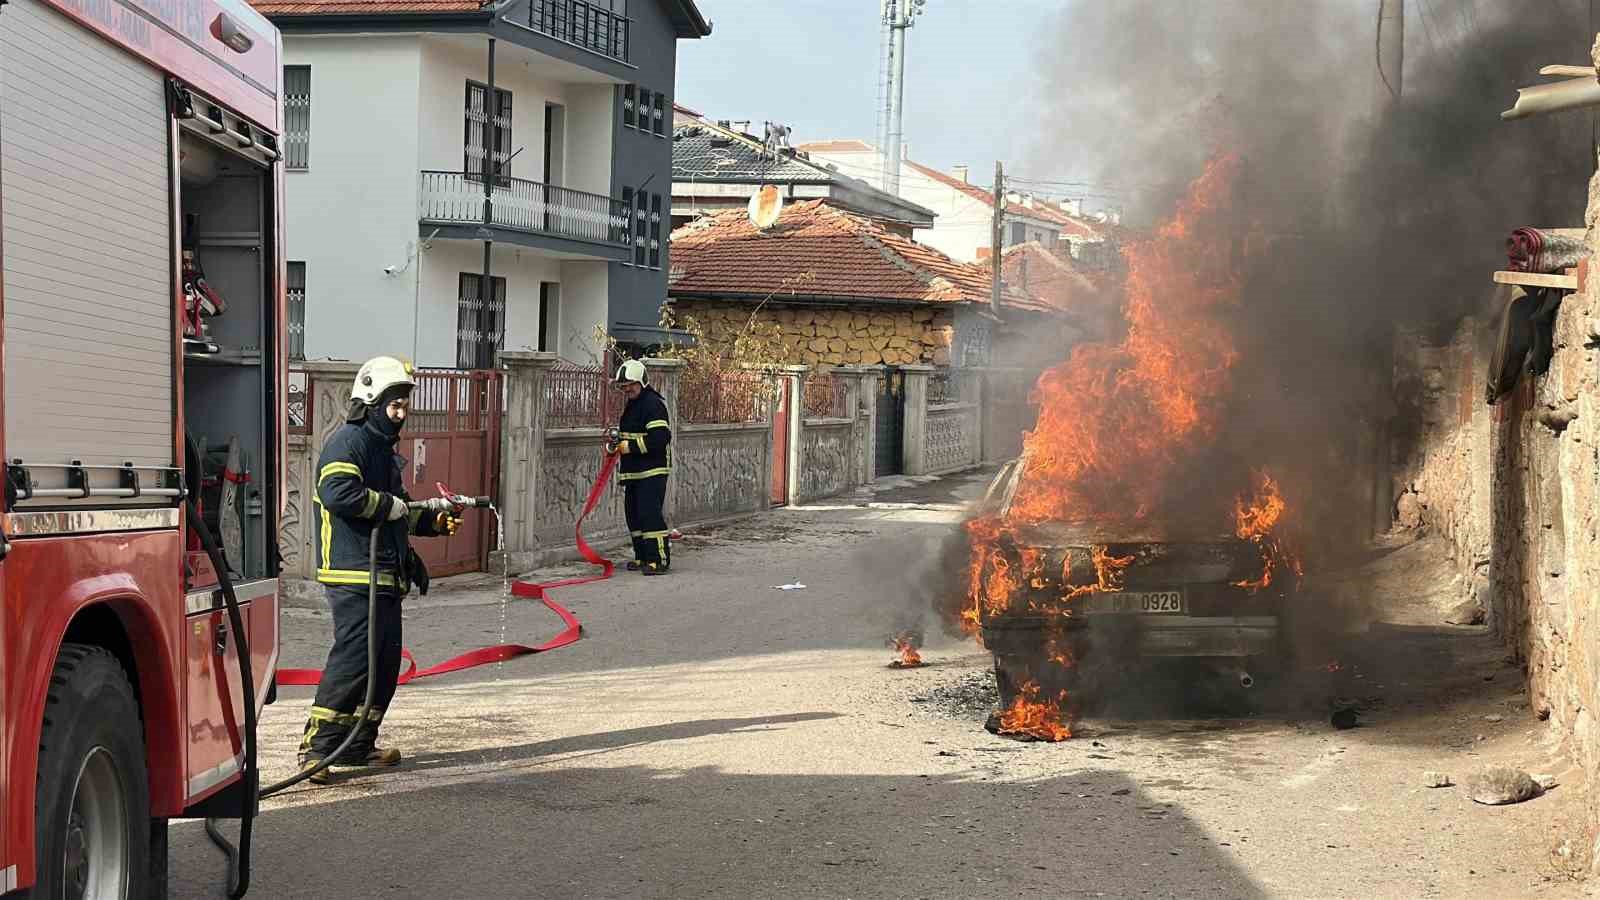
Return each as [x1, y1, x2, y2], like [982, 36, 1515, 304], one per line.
[381, 493, 408, 521]
[435, 511, 461, 535]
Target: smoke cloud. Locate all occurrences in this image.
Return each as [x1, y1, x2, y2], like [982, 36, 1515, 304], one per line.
[1016, 0, 1595, 557]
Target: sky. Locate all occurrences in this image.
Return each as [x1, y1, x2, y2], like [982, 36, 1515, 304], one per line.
[676, 1, 1075, 195]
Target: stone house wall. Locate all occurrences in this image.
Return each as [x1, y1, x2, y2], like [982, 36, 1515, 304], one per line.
[1389, 317, 1495, 614]
[1391, 160, 1600, 862]
[671, 300, 957, 367]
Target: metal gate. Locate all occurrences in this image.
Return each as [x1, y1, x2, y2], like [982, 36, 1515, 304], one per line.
[771, 372, 793, 505]
[875, 368, 905, 477]
[400, 369, 503, 576]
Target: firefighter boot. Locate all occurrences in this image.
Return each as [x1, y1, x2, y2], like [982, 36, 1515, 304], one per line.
[297, 755, 333, 786]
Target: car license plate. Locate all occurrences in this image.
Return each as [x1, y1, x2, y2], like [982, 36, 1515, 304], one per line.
[1080, 590, 1184, 615]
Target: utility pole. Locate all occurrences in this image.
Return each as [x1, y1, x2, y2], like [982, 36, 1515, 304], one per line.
[1370, 0, 1401, 539]
[990, 160, 1004, 317]
[880, 0, 927, 196]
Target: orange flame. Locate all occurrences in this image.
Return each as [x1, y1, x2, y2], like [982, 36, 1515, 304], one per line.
[888, 633, 924, 668]
[1010, 156, 1245, 527]
[997, 680, 1072, 741]
[1230, 472, 1302, 592]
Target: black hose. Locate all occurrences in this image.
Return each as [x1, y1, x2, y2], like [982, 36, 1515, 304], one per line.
[186, 483, 256, 899]
[255, 523, 381, 798]
[196, 435, 382, 898]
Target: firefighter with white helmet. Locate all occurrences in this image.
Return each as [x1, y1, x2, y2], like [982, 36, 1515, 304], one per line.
[298, 355, 459, 782]
[607, 358, 674, 574]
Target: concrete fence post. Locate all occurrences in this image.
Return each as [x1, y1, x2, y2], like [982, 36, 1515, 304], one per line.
[644, 357, 686, 521]
[499, 351, 558, 558]
[901, 364, 933, 476]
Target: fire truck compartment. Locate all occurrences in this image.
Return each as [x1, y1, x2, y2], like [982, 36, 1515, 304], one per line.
[180, 130, 280, 583]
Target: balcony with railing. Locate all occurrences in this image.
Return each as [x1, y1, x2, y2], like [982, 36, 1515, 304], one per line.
[524, 0, 629, 63]
[419, 170, 631, 253]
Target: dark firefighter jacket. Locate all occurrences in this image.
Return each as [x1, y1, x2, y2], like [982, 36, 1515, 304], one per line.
[617, 386, 672, 482]
[314, 419, 442, 589]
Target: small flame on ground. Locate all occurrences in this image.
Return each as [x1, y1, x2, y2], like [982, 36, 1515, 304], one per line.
[888, 633, 924, 669]
[997, 680, 1072, 742]
[1325, 660, 1343, 673]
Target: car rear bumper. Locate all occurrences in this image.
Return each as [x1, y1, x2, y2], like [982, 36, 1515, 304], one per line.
[1122, 615, 1280, 657]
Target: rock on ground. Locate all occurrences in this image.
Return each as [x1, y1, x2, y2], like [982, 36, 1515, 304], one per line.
[1444, 598, 1486, 626]
[1423, 771, 1453, 788]
[1467, 767, 1543, 805]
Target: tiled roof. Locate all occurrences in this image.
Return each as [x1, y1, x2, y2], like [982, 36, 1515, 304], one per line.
[250, 0, 480, 13]
[1001, 241, 1098, 316]
[674, 125, 832, 183]
[795, 139, 876, 153]
[901, 160, 1101, 238]
[669, 199, 1028, 307]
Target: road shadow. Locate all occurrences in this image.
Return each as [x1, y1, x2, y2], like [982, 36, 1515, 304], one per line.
[172, 765, 1265, 899]
[402, 712, 844, 773]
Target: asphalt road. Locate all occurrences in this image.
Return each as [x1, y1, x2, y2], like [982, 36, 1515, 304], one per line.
[170, 471, 1590, 899]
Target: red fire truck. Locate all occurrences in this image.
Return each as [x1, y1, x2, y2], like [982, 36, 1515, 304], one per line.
[0, 0, 285, 894]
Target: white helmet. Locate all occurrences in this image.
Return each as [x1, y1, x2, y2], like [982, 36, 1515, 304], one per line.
[613, 359, 647, 385]
[352, 355, 417, 405]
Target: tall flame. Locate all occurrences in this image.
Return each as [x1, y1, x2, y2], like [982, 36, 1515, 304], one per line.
[1231, 471, 1302, 591]
[1011, 156, 1245, 526]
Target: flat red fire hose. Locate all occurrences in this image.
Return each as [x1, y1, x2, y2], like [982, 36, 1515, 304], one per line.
[276, 453, 617, 687]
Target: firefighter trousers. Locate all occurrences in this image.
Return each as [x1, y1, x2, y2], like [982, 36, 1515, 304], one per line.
[624, 474, 670, 567]
[300, 583, 403, 760]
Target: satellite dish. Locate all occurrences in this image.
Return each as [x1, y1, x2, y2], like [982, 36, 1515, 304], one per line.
[748, 185, 783, 230]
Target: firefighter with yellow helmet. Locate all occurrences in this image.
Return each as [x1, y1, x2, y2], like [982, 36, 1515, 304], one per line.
[607, 359, 673, 574]
[298, 356, 460, 782]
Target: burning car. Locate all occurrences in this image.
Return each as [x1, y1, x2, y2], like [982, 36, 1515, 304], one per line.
[970, 459, 1296, 717]
[952, 158, 1304, 740]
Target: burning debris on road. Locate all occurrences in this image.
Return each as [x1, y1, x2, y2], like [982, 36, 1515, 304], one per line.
[887, 632, 925, 669]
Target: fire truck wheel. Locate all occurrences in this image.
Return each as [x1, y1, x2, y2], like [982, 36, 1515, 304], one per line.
[31, 644, 152, 900]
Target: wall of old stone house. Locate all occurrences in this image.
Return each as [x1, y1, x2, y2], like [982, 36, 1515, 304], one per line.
[1489, 219, 1600, 860]
[1391, 204, 1600, 860]
[672, 300, 956, 367]
[1389, 318, 1495, 610]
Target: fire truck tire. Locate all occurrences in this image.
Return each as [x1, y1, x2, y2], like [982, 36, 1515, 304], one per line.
[148, 817, 169, 898]
[29, 644, 153, 900]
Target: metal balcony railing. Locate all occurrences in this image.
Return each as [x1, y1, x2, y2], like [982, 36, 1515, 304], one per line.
[419, 170, 631, 249]
[526, 0, 629, 62]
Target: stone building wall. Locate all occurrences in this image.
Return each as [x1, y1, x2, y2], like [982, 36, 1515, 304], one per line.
[672, 300, 956, 367]
[1389, 317, 1495, 617]
[1489, 220, 1600, 862]
[1392, 152, 1600, 862]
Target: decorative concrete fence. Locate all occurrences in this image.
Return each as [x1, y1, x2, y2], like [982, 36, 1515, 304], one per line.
[280, 356, 939, 579]
[903, 365, 982, 476]
[789, 366, 878, 505]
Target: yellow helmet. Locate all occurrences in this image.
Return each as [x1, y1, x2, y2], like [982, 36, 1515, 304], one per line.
[352, 356, 417, 405]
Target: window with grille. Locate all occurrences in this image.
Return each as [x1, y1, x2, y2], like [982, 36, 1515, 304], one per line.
[649, 193, 662, 268]
[623, 84, 636, 129]
[632, 188, 647, 267]
[287, 261, 306, 360]
[464, 81, 513, 183]
[636, 87, 651, 133]
[651, 91, 665, 137]
[457, 273, 506, 369]
[284, 66, 310, 170]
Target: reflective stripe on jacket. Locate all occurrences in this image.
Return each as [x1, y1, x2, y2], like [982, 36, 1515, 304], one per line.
[314, 420, 441, 587]
[617, 386, 672, 482]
